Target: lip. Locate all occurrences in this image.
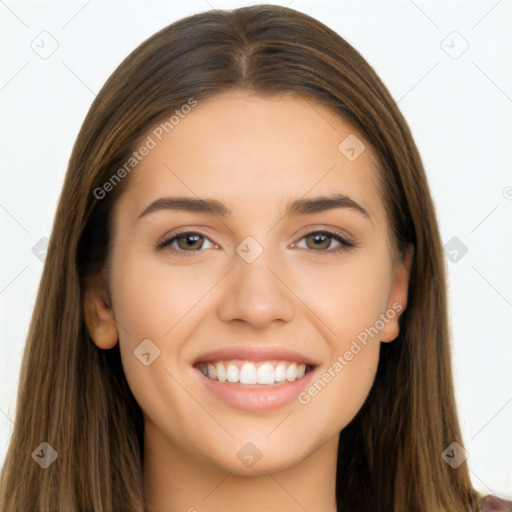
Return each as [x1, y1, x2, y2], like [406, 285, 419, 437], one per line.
[192, 345, 318, 411]
[195, 365, 316, 411]
[193, 345, 319, 367]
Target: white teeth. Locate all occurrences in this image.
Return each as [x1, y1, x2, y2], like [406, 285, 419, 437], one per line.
[197, 360, 312, 385]
[226, 364, 239, 383]
[207, 363, 216, 380]
[256, 363, 274, 384]
[274, 363, 287, 382]
[216, 362, 226, 383]
[239, 363, 257, 384]
[286, 362, 297, 381]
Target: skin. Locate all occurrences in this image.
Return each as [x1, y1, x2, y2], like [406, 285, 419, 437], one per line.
[84, 90, 413, 512]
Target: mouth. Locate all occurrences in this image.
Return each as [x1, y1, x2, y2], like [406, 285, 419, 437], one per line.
[194, 360, 315, 386]
[192, 347, 318, 411]
[192, 345, 320, 412]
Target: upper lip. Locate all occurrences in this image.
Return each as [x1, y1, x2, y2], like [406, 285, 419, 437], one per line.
[193, 345, 319, 367]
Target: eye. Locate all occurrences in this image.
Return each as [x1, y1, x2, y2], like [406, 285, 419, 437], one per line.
[292, 230, 355, 255]
[156, 228, 356, 257]
[156, 231, 217, 256]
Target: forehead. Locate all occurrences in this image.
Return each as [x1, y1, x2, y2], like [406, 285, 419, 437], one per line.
[116, 91, 386, 228]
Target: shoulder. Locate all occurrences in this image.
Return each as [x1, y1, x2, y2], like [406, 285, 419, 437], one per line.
[480, 494, 512, 512]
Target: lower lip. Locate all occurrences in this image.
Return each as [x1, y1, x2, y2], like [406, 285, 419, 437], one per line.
[195, 367, 315, 411]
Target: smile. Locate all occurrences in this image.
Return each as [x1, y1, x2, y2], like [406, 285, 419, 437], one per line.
[195, 360, 315, 385]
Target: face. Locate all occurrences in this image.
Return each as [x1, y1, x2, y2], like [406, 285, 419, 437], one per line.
[85, 90, 411, 476]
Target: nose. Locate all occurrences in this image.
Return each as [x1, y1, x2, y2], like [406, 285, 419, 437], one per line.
[216, 243, 295, 329]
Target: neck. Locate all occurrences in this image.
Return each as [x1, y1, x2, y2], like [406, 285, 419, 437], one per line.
[142, 420, 339, 512]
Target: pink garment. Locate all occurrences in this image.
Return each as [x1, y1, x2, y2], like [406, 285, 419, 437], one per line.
[480, 494, 512, 512]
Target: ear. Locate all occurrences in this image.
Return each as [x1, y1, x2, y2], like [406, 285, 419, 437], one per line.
[379, 244, 414, 343]
[83, 273, 118, 350]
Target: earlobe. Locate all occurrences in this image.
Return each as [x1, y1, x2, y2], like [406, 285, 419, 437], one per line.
[380, 244, 414, 343]
[83, 276, 118, 350]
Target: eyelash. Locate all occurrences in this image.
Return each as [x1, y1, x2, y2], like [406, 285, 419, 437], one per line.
[155, 229, 356, 257]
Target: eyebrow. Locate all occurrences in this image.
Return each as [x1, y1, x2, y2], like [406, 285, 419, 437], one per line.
[137, 193, 372, 223]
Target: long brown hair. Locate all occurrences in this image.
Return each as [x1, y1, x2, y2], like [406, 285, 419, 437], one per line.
[0, 4, 482, 510]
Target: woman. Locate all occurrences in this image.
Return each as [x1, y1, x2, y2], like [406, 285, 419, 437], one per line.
[1, 4, 510, 511]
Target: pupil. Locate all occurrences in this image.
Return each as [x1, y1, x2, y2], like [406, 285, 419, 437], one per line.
[187, 235, 199, 246]
[180, 234, 201, 249]
[311, 233, 329, 249]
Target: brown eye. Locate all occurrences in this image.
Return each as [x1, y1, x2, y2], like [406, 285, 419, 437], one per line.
[293, 230, 355, 255]
[156, 231, 217, 255]
[305, 232, 332, 250]
[175, 233, 204, 250]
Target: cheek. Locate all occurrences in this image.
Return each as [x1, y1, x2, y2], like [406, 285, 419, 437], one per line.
[108, 250, 226, 404]
[298, 345, 379, 437]
[108, 253, 208, 433]
[293, 248, 393, 343]
[110, 249, 217, 343]
[291, 250, 390, 426]
[296, 260, 388, 423]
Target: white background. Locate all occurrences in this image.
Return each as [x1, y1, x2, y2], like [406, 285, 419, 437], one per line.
[1, 0, 511, 499]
